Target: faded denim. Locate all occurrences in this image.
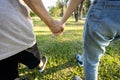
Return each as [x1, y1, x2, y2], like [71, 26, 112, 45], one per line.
[83, 0, 120, 80]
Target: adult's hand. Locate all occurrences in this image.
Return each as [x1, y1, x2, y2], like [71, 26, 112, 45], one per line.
[49, 20, 64, 36]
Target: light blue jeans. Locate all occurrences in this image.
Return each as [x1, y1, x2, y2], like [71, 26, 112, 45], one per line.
[83, 0, 120, 80]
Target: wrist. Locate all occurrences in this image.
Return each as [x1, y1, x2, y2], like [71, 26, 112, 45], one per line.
[45, 18, 53, 28]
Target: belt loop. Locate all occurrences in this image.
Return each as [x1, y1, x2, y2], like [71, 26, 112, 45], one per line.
[104, 0, 107, 9]
[93, 0, 97, 4]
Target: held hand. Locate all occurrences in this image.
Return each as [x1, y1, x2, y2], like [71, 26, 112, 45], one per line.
[49, 20, 64, 36]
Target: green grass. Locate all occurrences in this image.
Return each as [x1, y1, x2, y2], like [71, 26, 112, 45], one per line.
[19, 17, 120, 80]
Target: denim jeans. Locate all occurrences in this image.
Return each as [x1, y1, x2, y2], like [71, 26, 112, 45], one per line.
[83, 0, 120, 80]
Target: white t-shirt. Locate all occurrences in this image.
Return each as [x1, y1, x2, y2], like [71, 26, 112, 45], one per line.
[0, 0, 36, 60]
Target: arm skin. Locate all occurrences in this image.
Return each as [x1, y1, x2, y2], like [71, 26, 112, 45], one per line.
[23, 0, 64, 36]
[61, 0, 84, 25]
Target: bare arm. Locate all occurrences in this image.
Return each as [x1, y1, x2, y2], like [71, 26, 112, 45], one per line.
[61, 0, 84, 24]
[23, 0, 64, 35]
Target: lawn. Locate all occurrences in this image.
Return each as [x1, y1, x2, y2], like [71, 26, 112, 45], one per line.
[19, 17, 120, 80]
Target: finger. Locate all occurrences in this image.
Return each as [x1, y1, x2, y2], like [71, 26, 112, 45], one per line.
[53, 32, 63, 36]
[55, 27, 64, 33]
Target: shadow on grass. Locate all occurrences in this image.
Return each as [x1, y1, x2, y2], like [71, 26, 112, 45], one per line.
[19, 59, 79, 79]
[45, 59, 78, 73]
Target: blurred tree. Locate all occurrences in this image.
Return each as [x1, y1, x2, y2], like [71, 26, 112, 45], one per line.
[49, 6, 60, 17]
[83, 0, 91, 15]
[73, 0, 91, 21]
[49, 0, 68, 17]
[74, 1, 84, 22]
[58, 0, 65, 17]
[48, 0, 91, 18]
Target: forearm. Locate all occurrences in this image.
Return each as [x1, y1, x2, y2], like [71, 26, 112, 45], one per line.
[23, 0, 64, 36]
[23, 0, 52, 27]
[61, 0, 84, 24]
